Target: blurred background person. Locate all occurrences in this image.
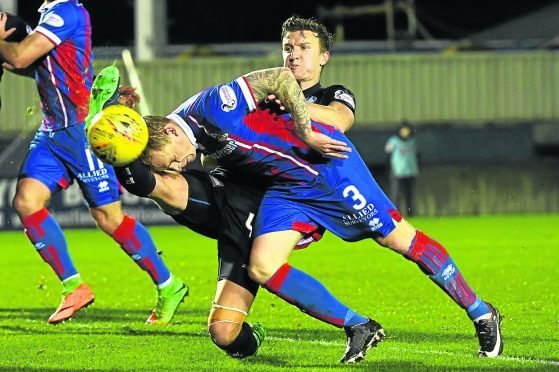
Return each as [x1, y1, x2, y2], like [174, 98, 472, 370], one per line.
[385, 121, 419, 217]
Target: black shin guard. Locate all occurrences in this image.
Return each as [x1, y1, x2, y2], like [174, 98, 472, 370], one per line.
[212, 322, 257, 359]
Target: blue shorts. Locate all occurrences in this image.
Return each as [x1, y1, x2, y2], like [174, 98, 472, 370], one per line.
[19, 124, 120, 208]
[254, 131, 399, 243]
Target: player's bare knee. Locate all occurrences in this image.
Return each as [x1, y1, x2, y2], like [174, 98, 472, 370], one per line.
[375, 234, 408, 254]
[247, 262, 278, 285]
[374, 235, 391, 248]
[90, 205, 125, 234]
[90, 210, 121, 234]
[12, 192, 43, 216]
[375, 222, 417, 254]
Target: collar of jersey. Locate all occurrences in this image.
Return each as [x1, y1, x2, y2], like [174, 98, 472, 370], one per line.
[39, 0, 70, 12]
[303, 82, 322, 99]
[166, 113, 199, 150]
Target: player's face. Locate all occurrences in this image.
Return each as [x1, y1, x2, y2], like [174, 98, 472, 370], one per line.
[282, 30, 330, 89]
[147, 127, 197, 172]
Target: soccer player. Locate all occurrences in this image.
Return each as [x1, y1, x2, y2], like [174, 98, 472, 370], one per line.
[132, 66, 502, 362]
[274, 16, 500, 357]
[88, 67, 267, 358]
[119, 163, 268, 358]
[120, 162, 268, 358]
[0, 3, 186, 325]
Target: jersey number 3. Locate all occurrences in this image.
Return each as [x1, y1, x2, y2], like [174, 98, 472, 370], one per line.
[343, 185, 367, 210]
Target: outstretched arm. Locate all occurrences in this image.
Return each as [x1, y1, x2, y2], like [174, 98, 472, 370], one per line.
[149, 171, 189, 215]
[244, 67, 351, 158]
[307, 102, 354, 133]
[113, 159, 188, 215]
[265, 95, 354, 133]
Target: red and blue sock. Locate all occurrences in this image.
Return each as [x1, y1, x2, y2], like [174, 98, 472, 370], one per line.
[112, 215, 171, 286]
[22, 208, 77, 281]
[264, 263, 368, 328]
[405, 231, 491, 320]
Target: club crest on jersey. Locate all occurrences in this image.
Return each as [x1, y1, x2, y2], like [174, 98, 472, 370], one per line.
[307, 96, 317, 103]
[219, 85, 237, 112]
[334, 90, 355, 110]
[43, 13, 65, 27]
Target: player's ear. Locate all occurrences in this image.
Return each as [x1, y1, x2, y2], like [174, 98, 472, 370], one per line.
[164, 123, 178, 136]
[320, 51, 330, 67]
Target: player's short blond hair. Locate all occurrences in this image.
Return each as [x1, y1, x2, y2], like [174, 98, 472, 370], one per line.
[141, 115, 171, 163]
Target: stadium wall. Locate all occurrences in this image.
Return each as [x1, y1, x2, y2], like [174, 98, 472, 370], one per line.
[0, 159, 557, 229]
[1, 51, 559, 134]
[1, 51, 558, 226]
[0, 125, 557, 230]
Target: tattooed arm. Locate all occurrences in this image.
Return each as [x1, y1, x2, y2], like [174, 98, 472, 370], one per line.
[244, 67, 350, 158]
[245, 67, 312, 137]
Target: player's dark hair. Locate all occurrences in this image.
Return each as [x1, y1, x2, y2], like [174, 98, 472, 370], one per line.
[281, 15, 334, 53]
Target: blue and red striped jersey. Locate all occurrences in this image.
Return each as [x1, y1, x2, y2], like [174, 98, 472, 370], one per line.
[34, 0, 93, 131]
[168, 77, 339, 187]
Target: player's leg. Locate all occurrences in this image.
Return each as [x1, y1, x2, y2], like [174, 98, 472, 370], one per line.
[13, 134, 93, 323]
[61, 124, 184, 325]
[12, 178, 79, 282]
[375, 217, 502, 357]
[320, 130, 500, 357]
[208, 279, 265, 358]
[249, 230, 384, 363]
[249, 230, 369, 327]
[89, 200, 187, 325]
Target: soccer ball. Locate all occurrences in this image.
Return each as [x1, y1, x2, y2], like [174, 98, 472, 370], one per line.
[86, 105, 148, 166]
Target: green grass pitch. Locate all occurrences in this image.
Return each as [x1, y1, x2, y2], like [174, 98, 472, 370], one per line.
[0, 214, 557, 370]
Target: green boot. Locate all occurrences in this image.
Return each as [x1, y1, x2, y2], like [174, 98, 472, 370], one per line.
[146, 276, 189, 325]
[85, 65, 121, 132]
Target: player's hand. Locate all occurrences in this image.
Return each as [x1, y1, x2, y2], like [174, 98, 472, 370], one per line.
[0, 13, 16, 40]
[2, 62, 14, 71]
[265, 94, 285, 112]
[303, 131, 351, 159]
[118, 86, 140, 108]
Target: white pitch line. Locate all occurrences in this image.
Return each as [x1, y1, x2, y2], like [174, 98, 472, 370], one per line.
[267, 336, 559, 367]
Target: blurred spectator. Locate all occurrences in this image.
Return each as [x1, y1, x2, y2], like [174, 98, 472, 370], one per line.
[385, 121, 419, 216]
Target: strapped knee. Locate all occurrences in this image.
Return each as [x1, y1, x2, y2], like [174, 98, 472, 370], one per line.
[208, 302, 248, 346]
[208, 302, 258, 358]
